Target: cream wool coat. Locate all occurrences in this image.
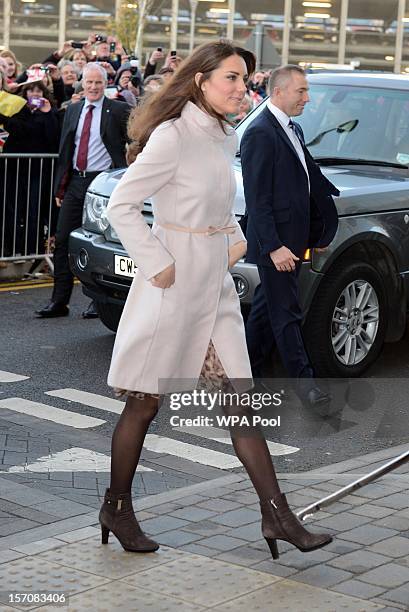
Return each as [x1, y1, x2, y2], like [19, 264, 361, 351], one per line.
[106, 101, 252, 394]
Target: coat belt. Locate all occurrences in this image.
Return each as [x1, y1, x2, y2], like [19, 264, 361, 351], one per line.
[157, 222, 236, 236]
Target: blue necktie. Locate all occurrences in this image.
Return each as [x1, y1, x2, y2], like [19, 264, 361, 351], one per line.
[289, 120, 305, 147]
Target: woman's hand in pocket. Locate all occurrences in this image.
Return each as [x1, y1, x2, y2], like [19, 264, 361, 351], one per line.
[228, 240, 247, 268]
[150, 263, 175, 289]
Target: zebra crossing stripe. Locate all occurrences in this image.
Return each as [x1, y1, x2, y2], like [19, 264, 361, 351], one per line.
[44, 389, 241, 468]
[0, 370, 30, 383]
[144, 434, 241, 469]
[0, 398, 105, 429]
[45, 388, 124, 414]
[175, 426, 300, 456]
[44, 388, 298, 466]
[8, 447, 153, 473]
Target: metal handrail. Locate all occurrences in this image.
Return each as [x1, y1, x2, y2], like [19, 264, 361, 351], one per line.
[297, 449, 409, 520]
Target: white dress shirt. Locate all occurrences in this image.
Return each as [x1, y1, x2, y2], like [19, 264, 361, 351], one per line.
[267, 100, 310, 191]
[73, 96, 112, 172]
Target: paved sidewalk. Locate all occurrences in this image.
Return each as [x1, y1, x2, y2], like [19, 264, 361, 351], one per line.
[0, 443, 408, 611]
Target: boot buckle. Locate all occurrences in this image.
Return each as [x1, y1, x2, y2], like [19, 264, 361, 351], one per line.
[117, 499, 122, 510]
[270, 499, 278, 510]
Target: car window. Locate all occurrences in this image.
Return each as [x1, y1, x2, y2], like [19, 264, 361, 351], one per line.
[236, 83, 409, 166]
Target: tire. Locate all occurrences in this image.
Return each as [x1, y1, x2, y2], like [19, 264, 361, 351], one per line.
[96, 301, 123, 333]
[304, 261, 387, 377]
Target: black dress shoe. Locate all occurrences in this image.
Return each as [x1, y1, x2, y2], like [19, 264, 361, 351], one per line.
[81, 300, 99, 319]
[36, 302, 69, 318]
[307, 387, 331, 407]
[304, 387, 339, 417]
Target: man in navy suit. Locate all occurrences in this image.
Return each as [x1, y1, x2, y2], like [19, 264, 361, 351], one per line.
[241, 65, 339, 408]
[36, 63, 129, 319]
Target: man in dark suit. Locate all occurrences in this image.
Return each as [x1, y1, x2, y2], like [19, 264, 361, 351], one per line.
[241, 65, 339, 408]
[36, 63, 129, 318]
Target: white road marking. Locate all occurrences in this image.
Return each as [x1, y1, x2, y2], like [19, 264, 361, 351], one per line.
[43, 389, 295, 468]
[0, 370, 30, 383]
[8, 447, 153, 473]
[144, 434, 241, 469]
[45, 388, 124, 414]
[175, 426, 300, 456]
[0, 398, 105, 429]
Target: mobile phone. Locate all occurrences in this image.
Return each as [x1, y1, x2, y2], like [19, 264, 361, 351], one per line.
[110, 42, 116, 53]
[104, 87, 118, 99]
[170, 50, 177, 57]
[157, 47, 162, 52]
[95, 35, 106, 43]
[72, 42, 84, 49]
[27, 97, 45, 109]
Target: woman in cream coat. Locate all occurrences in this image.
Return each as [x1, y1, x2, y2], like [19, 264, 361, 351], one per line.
[106, 97, 250, 394]
[99, 41, 332, 561]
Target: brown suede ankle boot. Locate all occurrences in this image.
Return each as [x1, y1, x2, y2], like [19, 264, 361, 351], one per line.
[260, 493, 332, 559]
[99, 489, 159, 553]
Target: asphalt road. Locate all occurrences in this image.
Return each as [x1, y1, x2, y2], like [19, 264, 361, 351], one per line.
[1, 281, 408, 474]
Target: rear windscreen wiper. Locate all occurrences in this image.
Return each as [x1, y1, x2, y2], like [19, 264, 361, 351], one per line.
[315, 157, 408, 170]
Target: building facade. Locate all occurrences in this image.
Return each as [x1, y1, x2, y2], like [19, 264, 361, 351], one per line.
[2, 0, 409, 73]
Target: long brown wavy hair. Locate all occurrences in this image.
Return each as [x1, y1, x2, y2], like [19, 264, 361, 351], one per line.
[127, 40, 256, 164]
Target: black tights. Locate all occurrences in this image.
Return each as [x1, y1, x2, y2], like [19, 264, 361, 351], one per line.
[109, 395, 159, 494]
[109, 393, 282, 502]
[231, 435, 282, 500]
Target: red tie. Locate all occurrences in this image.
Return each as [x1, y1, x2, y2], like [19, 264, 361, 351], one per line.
[76, 104, 95, 171]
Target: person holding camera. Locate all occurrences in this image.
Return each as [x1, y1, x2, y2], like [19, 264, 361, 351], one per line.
[114, 62, 144, 107]
[94, 36, 123, 72]
[36, 63, 130, 319]
[14, 63, 66, 108]
[0, 78, 60, 256]
[42, 40, 92, 75]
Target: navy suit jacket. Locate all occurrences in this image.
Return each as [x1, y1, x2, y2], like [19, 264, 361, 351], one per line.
[54, 96, 130, 198]
[240, 106, 339, 266]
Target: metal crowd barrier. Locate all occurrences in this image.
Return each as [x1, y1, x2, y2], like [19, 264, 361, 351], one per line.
[297, 449, 409, 520]
[0, 153, 59, 272]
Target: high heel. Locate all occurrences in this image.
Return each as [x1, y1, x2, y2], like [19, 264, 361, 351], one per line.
[99, 488, 159, 553]
[264, 537, 279, 559]
[260, 493, 332, 559]
[101, 525, 110, 544]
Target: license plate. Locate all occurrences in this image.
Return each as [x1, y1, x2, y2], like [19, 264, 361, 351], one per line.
[114, 254, 137, 278]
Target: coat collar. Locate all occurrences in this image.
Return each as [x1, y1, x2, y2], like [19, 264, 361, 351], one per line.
[182, 101, 234, 142]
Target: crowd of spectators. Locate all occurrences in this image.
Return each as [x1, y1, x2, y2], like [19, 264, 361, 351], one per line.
[0, 34, 270, 262]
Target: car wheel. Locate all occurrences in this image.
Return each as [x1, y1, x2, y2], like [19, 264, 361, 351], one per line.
[304, 262, 387, 377]
[95, 302, 123, 333]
